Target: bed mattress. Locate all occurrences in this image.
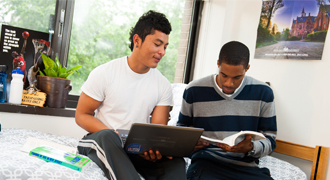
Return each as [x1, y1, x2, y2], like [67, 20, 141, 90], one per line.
[0, 128, 307, 180]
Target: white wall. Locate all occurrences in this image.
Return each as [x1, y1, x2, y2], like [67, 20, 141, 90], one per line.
[193, 0, 330, 179]
[0, 112, 87, 138]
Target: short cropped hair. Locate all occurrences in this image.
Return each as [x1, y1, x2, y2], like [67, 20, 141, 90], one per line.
[129, 10, 172, 51]
[218, 41, 250, 69]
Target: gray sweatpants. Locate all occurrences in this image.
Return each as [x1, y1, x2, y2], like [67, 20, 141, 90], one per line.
[77, 129, 186, 180]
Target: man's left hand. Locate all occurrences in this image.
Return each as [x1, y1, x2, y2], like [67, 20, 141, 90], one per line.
[217, 135, 253, 154]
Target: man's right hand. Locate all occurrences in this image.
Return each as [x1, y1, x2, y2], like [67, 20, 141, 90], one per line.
[193, 140, 209, 151]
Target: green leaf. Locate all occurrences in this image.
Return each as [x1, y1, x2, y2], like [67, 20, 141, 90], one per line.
[67, 65, 81, 72]
[40, 53, 55, 70]
[63, 71, 77, 78]
[39, 71, 45, 76]
[44, 69, 57, 77]
[60, 67, 67, 74]
[59, 73, 68, 78]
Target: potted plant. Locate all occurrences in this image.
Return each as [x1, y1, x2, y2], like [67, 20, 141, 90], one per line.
[37, 53, 81, 108]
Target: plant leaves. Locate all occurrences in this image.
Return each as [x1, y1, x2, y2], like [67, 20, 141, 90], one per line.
[44, 69, 57, 77]
[63, 71, 77, 78]
[38, 53, 81, 79]
[67, 65, 81, 72]
[40, 53, 55, 70]
[39, 71, 45, 76]
[60, 67, 67, 74]
[59, 73, 68, 78]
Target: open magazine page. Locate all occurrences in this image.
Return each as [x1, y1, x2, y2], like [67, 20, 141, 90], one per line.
[200, 131, 266, 146]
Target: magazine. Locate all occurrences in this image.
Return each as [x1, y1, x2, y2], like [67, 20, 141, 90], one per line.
[200, 131, 266, 146]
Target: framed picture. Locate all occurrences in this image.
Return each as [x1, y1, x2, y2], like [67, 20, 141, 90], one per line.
[0, 24, 50, 88]
[255, 0, 329, 60]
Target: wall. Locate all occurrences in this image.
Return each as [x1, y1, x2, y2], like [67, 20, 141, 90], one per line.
[0, 112, 87, 138]
[193, 0, 330, 179]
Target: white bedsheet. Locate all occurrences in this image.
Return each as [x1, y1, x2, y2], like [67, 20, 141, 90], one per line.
[0, 128, 107, 180]
[0, 128, 307, 180]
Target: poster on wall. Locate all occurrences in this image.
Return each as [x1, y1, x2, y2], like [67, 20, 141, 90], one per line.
[254, 0, 329, 60]
[0, 24, 50, 88]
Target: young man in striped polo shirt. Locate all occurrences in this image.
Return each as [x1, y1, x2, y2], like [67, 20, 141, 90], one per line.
[178, 41, 277, 180]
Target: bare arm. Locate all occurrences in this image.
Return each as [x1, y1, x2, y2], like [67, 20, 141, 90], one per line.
[75, 92, 109, 133]
[20, 39, 27, 58]
[150, 105, 170, 125]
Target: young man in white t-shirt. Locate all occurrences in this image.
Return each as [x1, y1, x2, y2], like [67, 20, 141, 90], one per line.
[75, 10, 186, 180]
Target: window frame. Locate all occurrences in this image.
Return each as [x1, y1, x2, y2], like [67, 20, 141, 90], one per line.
[51, 0, 75, 66]
[183, 0, 204, 84]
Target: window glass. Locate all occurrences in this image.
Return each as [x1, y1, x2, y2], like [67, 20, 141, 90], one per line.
[67, 0, 186, 95]
[0, 0, 56, 33]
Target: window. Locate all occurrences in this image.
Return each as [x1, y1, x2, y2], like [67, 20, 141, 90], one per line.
[0, 0, 56, 33]
[1, 0, 190, 96]
[67, 0, 187, 95]
[0, 0, 195, 112]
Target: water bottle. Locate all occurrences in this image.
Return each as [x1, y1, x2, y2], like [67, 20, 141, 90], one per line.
[9, 67, 24, 104]
[0, 65, 7, 103]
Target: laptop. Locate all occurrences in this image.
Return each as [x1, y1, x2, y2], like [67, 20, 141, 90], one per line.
[120, 123, 203, 157]
[116, 129, 130, 145]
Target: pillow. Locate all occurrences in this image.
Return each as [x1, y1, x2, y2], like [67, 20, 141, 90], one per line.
[168, 83, 187, 126]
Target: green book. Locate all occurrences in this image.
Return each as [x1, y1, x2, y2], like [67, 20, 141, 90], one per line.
[29, 145, 90, 172]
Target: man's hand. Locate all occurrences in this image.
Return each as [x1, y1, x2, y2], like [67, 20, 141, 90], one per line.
[140, 150, 173, 162]
[193, 140, 209, 151]
[217, 135, 253, 154]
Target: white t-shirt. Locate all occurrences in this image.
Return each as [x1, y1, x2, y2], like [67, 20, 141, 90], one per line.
[81, 56, 173, 130]
[213, 74, 245, 97]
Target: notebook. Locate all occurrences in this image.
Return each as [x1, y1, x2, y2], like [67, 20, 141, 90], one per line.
[121, 123, 204, 157]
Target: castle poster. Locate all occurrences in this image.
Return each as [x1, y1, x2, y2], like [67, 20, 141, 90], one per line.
[254, 0, 330, 60]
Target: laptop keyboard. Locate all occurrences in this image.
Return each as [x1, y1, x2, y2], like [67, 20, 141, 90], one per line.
[120, 133, 128, 145]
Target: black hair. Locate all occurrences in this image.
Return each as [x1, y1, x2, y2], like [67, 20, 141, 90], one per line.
[218, 41, 250, 69]
[129, 10, 172, 51]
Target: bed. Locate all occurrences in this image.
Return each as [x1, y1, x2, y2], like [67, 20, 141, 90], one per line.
[1, 128, 323, 180]
[273, 139, 329, 180]
[0, 128, 107, 180]
[1, 83, 328, 180]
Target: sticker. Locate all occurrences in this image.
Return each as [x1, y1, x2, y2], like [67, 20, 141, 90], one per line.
[126, 144, 142, 153]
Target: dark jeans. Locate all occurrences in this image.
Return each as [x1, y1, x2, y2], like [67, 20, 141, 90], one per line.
[129, 153, 186, 180]
[187, 158, 273, 180]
